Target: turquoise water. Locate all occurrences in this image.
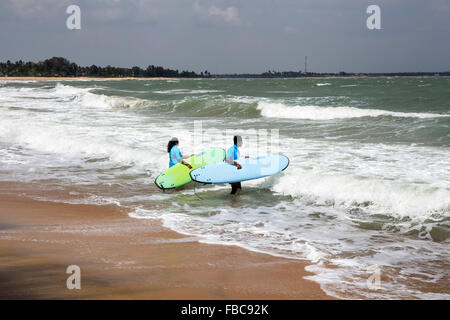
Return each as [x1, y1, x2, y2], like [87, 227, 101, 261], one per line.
[0, 78, 449, 299]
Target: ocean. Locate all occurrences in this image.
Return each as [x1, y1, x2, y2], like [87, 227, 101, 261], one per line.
[0, 77, 449, 299]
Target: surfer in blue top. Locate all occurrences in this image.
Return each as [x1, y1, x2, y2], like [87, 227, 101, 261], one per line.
[225, 135, 248, 195]
[167, 137, 193, 169]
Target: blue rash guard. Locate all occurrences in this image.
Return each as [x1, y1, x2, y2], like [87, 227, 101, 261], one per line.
[226, 145, 240, 161]
[169, 145, 182, 167]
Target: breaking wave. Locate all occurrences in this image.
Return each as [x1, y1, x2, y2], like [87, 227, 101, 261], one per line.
[257, 101, 450, 120]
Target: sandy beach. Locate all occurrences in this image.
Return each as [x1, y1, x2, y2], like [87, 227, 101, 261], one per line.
[0, 183, 331, 300]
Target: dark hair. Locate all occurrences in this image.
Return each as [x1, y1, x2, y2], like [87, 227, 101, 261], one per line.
[167, 140, 178, 153]
[233, 135, 242, 145]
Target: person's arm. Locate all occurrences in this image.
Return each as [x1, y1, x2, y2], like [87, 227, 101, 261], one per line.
[180, 159, 192, 169]
[226, 157, 242, 169]
[177, 156, 192, 169]
[182, 154, 194, 169]
[226, 147, 242, 169]
[175, 150, 192, 169]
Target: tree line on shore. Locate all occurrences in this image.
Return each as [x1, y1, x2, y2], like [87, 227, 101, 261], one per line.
[1, 57, 448, 78]
[0, 57, 204, 78]
[215, 70, 450, 78]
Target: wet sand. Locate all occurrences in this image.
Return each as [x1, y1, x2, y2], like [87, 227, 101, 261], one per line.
[0, 189, 333, 299]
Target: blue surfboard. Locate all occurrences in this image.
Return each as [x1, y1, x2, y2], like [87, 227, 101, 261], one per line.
[190, 154, 289, 184]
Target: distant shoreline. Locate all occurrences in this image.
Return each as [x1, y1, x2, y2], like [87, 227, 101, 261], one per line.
[0, 76, 182, 81]
[1, 75, 448, 82]
[2, 57, 449, 81]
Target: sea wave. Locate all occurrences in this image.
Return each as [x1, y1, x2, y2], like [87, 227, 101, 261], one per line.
[159, 96, 260, 117]
[52, 83, 93, 96]
[257, 101, 450, 120]
[154, 89, 224, 94]
[76, 92, 153, 109]
[50, 83, 155, 109]
[273, 167, 449, 214]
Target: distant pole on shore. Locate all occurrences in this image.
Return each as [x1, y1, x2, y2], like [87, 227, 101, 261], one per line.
[304, 56, 308, 74]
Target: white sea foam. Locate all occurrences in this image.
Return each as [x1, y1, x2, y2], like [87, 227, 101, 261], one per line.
[52, 83, 93, 96]
[272, 167, 450, 219]
[0, 80, 37, 84]
[154, 89, 224, 94]
[257, 101, 450, 120]
[0, 117, 158, 168]
[46, 83, 152, 109]
[76, 92, 151, 109]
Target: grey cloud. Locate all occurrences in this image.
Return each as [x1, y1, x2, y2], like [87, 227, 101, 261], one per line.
[193, 1, 240, 26]
[0, 0, 449, 73]
[5, 0, 73, 19]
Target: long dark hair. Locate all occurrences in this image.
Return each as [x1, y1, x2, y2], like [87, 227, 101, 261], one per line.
[167, 140, 178, 153]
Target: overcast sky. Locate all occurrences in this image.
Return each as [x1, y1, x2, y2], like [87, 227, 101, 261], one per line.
[1, 0, 449, 73]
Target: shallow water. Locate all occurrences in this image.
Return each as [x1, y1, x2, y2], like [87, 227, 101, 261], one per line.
[0, 78, 449, 299]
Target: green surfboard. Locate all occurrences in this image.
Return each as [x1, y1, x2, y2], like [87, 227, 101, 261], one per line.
[155, 148, 226, 190]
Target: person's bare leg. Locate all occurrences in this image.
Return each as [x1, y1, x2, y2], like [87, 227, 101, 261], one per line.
[230, 183, 238, 195]
[230, 182, 242, 195]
